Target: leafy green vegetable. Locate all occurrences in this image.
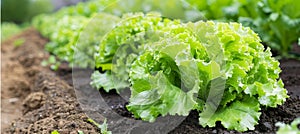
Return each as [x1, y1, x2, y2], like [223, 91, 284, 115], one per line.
[103, 0, 202, 22]
[187, 21, 287, 131]
[200, 96, 261, 131]
[252, 0, 300, 56]
[31, 0, 290, 132]
[127, 22, 208, 121]
[187, 0, 300, 57]
[44, 15, 89, 64]
[73, 13, 121, 68]
[34, 12, 123, 68]
[186, 0, 259, 21]
[276, 118, 300, 134]
[92, 12, 181, 93]
[91, 13, 288, 131]
[32, 0, 205, 68]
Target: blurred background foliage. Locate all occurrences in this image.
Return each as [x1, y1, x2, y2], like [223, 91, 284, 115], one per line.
[187, 0, 300, 57]
[1, 0, 82, 40]
[1, 22, 23, 41]
[1, 0, 300, 58]
[1, 0, 54, 23]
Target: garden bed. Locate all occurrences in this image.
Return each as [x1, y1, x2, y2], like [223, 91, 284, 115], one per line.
[1, 28, 300, 133]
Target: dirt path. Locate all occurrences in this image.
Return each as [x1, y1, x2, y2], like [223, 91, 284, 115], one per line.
[1, 29, 48, 131]
[1, 28, 100, 133]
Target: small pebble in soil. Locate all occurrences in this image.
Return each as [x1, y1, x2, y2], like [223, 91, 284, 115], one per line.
[58, 120, 65, 128]
[8, 98, 19, 103]
[263, 122, 272, 130]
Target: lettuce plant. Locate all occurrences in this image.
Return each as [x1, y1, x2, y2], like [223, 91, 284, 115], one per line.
[32, 0, 201, 67]
[91, 13, 288, 132]
[31, 0, 290, 130]
[253, 0, 300, 56]
[187, 0, 300, 57]
[92, 13, 181, 92]
[276, 118, 300, 134]
[33, 12, 122, 68]
[186, 0, 260, 21]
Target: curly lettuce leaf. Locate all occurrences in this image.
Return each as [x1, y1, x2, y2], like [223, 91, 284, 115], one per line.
[186, 21, 288, 131]
[127, 71, 199, 122]
[127, 25, 209, 121]
[90, 71, 128, 93]
[92, 12, 163, 92]
[127, 50, 200, 122]
[199, 96, 261, 132]
[276, 118, 300, 134]
[92, 13, 182, 92]
[95, 12, 164, 65]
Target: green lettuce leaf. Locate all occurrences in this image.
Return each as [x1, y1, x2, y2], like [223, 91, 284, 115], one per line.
[93, 12, 182, 92]
[199, 96, 261, 132]
[276, 118, 300, 134]
[90, 71, 128, 93]
[186, 21, 288, 131]
[127, 24, 209, 121]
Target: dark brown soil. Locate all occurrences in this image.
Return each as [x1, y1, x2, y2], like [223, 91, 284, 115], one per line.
[1, 29, 300, 134]
[1, 29, 101, 133]
[1, 29, 48, 131]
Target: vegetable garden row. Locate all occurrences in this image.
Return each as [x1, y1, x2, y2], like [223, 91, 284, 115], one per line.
[2, 0, 300, 133]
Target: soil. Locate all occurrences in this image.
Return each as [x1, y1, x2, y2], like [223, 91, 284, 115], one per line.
[1, 28, 300, 134]
[1, 29, 100, 133]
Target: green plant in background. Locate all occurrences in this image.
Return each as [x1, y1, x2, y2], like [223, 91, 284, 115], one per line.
[73, 13, 121, 68]
[1, 0, 53, 23]
[103, 0, 202, 22]
[41, 55, 61, 71]
[13, 38, 25, 47]
[1, 0, 30, 23]
[186, 0, 259, 21]
[32, 0, 203, 67]
[187, 0, 300, 58]
[276, 118, 300, 134]
[1, 22, 22, 41]
[33, 12, 122, 68]
[44, 15, 88, 64]
[252, 0, 300, 56]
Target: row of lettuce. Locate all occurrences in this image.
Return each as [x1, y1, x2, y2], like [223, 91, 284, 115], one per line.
[189, 0, 300, 57]
[32, 0, 300, 61]
[32, 0, 291, 132]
